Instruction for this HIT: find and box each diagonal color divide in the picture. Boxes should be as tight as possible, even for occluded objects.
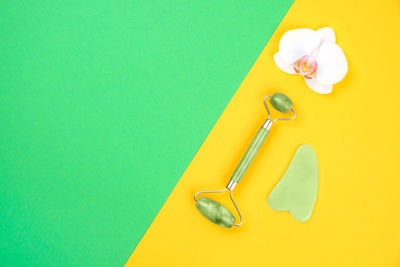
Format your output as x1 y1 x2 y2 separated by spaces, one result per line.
0 0 294 265
126 0 400 266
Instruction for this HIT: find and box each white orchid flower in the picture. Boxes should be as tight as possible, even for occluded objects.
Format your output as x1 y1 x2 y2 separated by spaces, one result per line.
274 27 348 94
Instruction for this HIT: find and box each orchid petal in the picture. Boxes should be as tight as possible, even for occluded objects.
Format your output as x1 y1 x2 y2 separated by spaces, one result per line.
316 27 336 43
274 52 296 74
279 28 321 64
305 78 333 94
315 42 348 85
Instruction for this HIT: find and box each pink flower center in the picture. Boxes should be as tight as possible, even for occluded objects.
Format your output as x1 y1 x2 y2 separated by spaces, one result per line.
293 55 318 79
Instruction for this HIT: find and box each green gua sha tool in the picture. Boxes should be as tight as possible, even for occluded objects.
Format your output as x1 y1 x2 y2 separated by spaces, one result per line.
268 144 318 222
194 93 296 228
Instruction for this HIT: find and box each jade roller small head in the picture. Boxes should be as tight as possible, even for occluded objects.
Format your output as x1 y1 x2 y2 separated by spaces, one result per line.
194 93 296 228
270 92 293 113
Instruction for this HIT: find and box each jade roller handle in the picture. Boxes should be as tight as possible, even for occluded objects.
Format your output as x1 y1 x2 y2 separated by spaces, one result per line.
230 126 269 184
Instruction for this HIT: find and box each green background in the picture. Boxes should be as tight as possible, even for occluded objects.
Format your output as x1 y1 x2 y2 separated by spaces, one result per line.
0 0 293 265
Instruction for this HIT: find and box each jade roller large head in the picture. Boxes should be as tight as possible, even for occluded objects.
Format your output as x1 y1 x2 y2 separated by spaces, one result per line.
194 92 296 228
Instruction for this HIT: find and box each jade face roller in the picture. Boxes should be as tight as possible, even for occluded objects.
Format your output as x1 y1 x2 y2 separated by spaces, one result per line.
194 93 296 228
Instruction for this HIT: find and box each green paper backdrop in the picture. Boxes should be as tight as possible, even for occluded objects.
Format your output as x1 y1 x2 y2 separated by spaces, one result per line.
0 0 293 265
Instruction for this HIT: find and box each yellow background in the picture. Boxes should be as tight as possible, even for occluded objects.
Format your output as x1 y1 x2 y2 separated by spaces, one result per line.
126 0 400 266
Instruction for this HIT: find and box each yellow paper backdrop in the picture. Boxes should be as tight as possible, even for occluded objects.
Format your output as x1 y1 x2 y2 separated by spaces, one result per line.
126 0 400 266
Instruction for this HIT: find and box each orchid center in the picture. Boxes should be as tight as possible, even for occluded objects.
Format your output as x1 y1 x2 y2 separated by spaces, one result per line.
293 55 318 79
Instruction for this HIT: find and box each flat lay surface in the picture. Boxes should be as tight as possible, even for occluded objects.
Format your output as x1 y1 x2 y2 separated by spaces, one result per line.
127 0 400 266
1 0 399 266
0 0 293 265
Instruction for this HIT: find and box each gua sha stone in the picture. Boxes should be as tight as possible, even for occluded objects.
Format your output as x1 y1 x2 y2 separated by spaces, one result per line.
268 144 318 222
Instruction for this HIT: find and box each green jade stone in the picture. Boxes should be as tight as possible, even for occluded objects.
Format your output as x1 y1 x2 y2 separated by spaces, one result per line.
195 197 236 228
268 144 318 222
270 93 293 113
